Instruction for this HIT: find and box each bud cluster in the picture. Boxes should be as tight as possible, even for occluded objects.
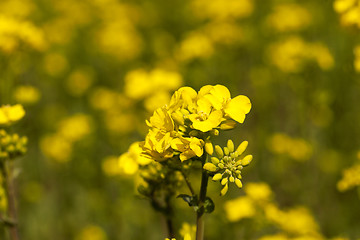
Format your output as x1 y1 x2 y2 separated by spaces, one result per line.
0 129 28 160
203 140 253 196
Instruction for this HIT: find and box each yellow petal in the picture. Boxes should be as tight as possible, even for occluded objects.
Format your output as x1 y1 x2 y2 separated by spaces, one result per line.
225 95 251 123
0 110 8 124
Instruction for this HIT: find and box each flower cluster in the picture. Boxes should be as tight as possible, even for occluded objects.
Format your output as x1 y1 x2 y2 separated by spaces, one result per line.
203 140 253 195
0 130 27 160
140 84 251 163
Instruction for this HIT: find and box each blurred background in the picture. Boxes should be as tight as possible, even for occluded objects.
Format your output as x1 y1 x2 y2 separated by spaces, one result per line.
0 0 360 239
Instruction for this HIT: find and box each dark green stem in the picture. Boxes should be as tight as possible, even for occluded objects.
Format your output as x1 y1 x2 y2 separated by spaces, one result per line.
180 169 195 195
196 154 208 240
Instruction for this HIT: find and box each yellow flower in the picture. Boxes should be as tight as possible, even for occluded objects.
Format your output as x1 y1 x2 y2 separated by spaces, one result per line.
141 130 174 162
146 106 174 133
118 142 152 175
171 137 204 161
224 196 256 221
0 104 25 125
199 85 252 124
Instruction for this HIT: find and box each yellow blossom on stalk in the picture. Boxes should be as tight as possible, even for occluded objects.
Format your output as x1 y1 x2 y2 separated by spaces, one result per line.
179 222 196 240
0 104 25 126
204 140 253 195
171 137 204 161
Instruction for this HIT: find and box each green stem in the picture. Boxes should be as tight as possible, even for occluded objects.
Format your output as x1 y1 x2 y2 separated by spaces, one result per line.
0 161 19 240
180 170 195 195
196 155 208 240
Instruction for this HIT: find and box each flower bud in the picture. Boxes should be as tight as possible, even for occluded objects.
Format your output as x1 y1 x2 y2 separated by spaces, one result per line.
212 173 222 181
203 163 217 172
235 179 243 188
236 141 248 156
242 155 253 166
205 140 214 155
211 157 219 165
227 140 234 152
220 183 229 196
215 145 223 158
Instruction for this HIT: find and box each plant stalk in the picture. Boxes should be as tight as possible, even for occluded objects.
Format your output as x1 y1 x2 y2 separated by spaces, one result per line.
196 155 209 240
0 162 19 240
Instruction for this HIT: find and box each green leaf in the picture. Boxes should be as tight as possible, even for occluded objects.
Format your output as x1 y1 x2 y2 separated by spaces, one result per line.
177 194 198 207
204 197 215 213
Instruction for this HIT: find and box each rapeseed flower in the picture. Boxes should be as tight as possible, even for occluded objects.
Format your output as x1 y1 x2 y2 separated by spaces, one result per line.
0 104 25 126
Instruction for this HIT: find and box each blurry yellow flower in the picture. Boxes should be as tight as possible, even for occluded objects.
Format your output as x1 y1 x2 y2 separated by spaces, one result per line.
96 20 142 60
265 204 320 236
13 85 41 105
104 112 135 134
43 52 68 76
244 182 272 202
144 91 171 112
268 133 312 161
65 68 94 97
176 32 214 61
125 68 182 100
354 45 360 72
192 0 253 20
89 88 118 111
337 163 360 191
334 0 360 28
75 225 107 240
0 0 34 18
102 156 122 176
266 4 311 32
258 234 289 240
171 137 204 161
58 114 93 142
179 222 196 240
267 36 334 72
118 142 152 175
0 15 46 53
40 134 72 163
0 104 25 125
224 196 256 221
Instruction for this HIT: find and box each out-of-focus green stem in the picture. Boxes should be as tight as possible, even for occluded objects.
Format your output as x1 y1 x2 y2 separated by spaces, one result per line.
0 161 19 240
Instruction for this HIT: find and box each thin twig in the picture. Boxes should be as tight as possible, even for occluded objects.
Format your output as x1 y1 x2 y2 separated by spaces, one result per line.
180 169 195 195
